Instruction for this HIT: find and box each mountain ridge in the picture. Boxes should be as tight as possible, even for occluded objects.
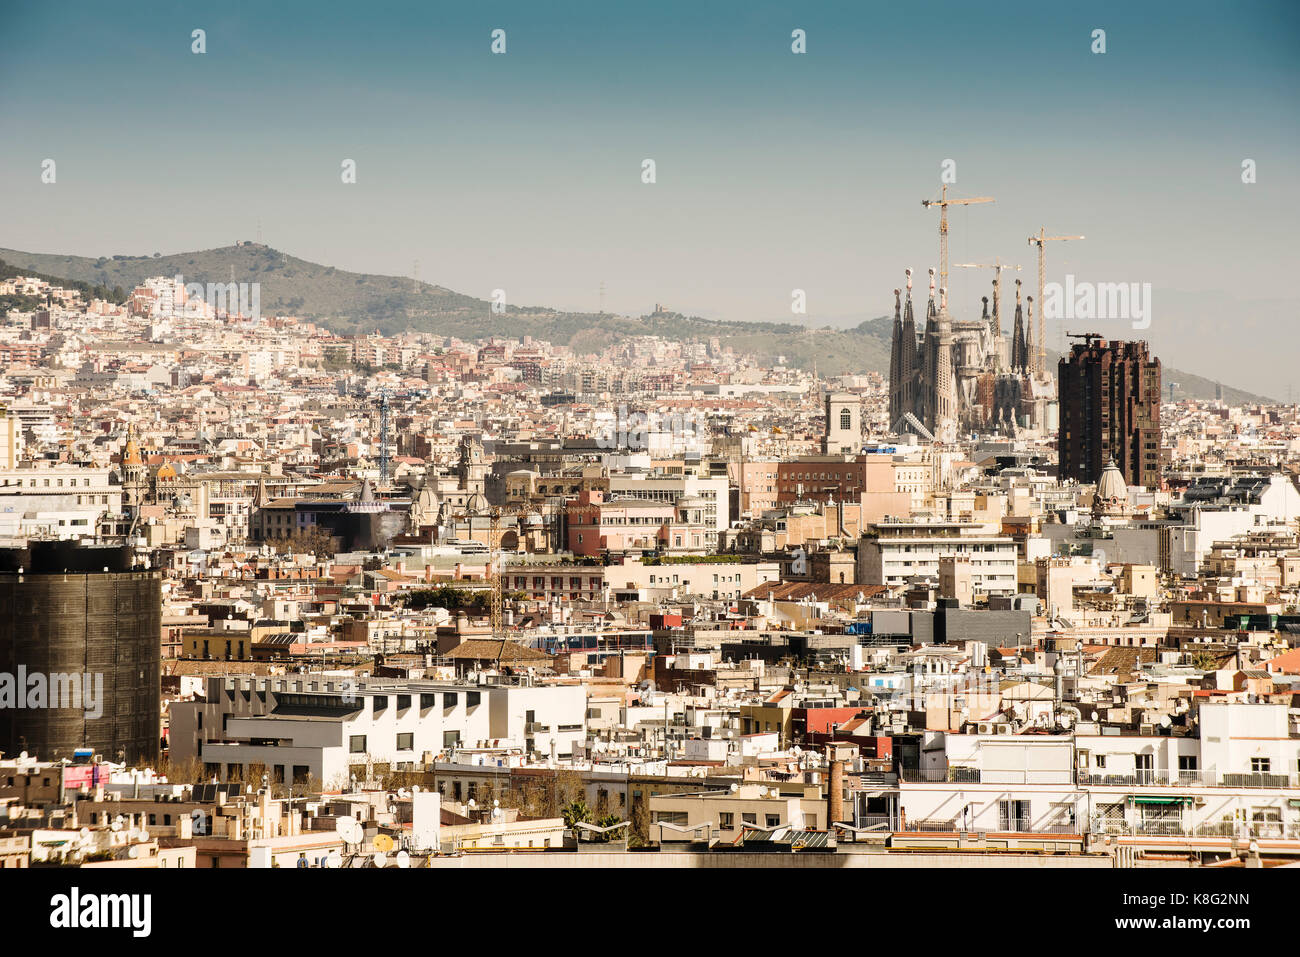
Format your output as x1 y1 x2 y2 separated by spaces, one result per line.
0 244 1269 405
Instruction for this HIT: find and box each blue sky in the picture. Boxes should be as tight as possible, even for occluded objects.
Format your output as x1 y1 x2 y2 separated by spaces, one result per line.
1 0 1297 393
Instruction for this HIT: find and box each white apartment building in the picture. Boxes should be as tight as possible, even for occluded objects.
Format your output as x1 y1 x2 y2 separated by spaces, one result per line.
856 520 1017 596
1167 475 1300 575
169 675 587 789
608 472 730 537
0 466 123 539
0 410 19 469
861 704 1300 849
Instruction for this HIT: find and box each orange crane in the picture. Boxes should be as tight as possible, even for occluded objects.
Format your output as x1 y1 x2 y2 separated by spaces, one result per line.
954 258 1023 340
1027 228 1084 377
922 186 994 293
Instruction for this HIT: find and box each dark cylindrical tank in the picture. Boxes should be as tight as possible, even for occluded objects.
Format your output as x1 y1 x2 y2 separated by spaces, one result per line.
0 544 160 764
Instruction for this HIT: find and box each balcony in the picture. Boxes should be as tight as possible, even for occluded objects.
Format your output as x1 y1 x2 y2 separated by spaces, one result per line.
898 767 981 784
899 820 1081 836
1091 816 1300 841
1078 770 1298 789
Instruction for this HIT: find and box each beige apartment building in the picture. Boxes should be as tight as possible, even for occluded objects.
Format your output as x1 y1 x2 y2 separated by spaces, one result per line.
650 783 827 844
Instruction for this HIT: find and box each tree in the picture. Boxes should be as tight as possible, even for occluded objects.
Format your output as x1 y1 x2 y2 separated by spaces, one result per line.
273 526 337 560
593 813 625 843
629 795 651 848
561 800 590 833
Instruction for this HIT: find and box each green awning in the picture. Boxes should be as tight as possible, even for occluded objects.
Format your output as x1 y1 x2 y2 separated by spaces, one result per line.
1288 799 1300 809
1131 796 1188 805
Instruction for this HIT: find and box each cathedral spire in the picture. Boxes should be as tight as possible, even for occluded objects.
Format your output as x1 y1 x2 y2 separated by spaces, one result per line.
1012 278 1027 373
1026 296 1035 377
889 286 904 425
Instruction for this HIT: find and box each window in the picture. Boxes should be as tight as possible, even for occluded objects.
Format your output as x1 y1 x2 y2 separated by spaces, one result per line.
349 735 366 753
840 409 851 430
998 800 1031 831
765 814 780 827
396 733 413 751
719 812 734 829
655 810 688 826
1251 758 1271 773
1135 753 1154 784
742 813 756 825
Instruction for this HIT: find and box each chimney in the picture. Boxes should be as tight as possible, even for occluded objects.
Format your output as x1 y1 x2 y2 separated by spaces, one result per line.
826 746 845 825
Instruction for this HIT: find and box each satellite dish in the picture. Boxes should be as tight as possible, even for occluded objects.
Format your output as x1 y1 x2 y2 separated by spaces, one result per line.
467 799 476 809
730 783 739 793
1159 714 1172 728
373 851 388 868
111 816 123 832
127 846 140 859
335 814 363 844
325 850 342 869
79 827 91 843
1090 711 1099 722
395 850 410 869
374 833 394 853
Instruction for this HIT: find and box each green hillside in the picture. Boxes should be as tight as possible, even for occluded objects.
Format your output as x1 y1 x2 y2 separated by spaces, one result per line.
0 244 1268 403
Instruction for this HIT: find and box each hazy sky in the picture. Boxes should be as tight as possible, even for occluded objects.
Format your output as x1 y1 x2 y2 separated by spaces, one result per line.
2 0 1298 395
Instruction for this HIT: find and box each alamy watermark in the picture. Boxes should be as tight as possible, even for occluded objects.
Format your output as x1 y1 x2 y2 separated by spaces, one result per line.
0 667 104 719
173 272 260 320
1042 274 1151 330
596 404 707 450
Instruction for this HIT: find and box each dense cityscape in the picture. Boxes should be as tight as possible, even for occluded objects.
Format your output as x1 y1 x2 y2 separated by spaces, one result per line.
3 245 1300 877
3 0 1296 942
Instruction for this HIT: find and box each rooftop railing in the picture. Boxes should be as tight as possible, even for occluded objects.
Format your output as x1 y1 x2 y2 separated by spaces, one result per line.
1078 770 1298 789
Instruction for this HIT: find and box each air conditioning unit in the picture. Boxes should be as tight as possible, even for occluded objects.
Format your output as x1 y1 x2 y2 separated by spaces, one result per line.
994 723 1013 735
976 722 994 735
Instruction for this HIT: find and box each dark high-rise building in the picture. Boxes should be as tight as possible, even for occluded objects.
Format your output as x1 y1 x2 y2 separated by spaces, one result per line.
0 542 161 764
1058 336 1162 489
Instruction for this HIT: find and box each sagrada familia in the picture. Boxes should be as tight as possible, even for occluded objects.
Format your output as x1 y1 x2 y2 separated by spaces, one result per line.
888 266 1052 442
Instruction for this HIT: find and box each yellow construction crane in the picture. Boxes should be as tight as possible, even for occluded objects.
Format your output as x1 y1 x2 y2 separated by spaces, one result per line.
922 186 994 293
954 258 1023 340
1027 228 1084 377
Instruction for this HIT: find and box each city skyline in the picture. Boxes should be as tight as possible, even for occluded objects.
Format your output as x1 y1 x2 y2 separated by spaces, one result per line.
2 0 1298 396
